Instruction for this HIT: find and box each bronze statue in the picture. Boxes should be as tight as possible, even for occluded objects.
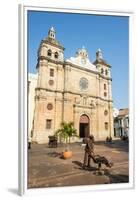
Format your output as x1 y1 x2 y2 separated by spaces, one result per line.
83 135 95 169
83 135 113 171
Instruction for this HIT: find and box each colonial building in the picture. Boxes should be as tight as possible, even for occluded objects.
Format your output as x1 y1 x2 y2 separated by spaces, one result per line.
114 108 129 138
29 27 114 144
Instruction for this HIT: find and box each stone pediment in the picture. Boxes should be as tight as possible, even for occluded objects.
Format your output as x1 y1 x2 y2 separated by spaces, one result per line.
66 47 97 72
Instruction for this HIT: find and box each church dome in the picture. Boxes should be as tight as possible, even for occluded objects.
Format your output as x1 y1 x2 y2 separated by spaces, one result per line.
76 46 88 58
50 26 55 32
93 48 111 67
43 27 64 50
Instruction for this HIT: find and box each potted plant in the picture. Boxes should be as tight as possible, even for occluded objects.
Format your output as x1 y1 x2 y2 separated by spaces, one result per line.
55 122 78 159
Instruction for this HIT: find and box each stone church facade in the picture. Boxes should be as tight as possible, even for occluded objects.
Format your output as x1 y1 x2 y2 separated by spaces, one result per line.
30 27 114 144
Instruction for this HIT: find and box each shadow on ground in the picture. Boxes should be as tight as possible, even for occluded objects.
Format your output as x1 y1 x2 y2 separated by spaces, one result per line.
103 169 129 183
72 160 98 171
95 140 129 153
72 160 128 183
47 151 62 157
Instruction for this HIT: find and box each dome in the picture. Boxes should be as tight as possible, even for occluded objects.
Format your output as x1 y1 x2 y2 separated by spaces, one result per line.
50 26 55 32
96 48 103 59
97 48 102 53
76 46 88 58
48 26 56 39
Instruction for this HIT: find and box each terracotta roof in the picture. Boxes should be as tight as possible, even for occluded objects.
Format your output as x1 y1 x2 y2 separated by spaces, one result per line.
44 37 64 50
118 108 129 116
93 58 111 67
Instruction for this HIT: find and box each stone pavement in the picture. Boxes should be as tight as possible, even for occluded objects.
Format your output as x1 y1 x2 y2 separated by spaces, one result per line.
28 140 129 188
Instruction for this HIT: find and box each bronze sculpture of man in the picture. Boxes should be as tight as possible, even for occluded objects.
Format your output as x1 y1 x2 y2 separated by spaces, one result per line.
83 135 113 171
83 135 95 169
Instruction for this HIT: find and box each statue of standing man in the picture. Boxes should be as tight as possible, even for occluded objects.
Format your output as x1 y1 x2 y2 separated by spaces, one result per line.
83 135 95 169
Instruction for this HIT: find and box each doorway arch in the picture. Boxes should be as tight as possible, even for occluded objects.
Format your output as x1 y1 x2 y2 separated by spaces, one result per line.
79 114 90 138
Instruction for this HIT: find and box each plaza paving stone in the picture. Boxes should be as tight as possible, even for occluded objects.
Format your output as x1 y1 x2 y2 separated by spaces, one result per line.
28 140 129 189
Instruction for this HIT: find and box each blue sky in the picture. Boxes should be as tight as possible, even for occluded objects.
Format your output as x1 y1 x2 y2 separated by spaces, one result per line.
28 10 129 110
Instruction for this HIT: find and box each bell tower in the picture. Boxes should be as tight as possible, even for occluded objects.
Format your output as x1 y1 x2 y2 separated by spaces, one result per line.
48 26 56 39
36 27 65 89
93 48 114 140
32 27 65 144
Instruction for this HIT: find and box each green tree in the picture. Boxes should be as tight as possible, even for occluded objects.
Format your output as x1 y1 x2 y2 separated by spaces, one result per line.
55 122 78 143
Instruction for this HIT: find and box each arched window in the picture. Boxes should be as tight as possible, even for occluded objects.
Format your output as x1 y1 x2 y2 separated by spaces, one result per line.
47 49 52 57
54 52 59 59
104 92 107 97
104 84 106 90
50 68 54 77
105 122 108 130
105 69 108 75
101 68 104 74
46 119 52 129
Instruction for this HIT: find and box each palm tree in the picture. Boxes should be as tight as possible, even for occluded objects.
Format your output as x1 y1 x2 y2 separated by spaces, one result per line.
55 122 78 144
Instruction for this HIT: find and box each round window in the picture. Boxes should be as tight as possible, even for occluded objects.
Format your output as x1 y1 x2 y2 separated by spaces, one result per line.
79 77 88 90
47 103 53 110
49 80 54 86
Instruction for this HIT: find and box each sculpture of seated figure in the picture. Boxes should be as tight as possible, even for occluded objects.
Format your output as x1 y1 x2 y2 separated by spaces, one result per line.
83 135 113 173
89 153 113 171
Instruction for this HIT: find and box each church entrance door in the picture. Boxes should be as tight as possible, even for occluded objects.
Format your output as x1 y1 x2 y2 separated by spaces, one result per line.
79 114 90 138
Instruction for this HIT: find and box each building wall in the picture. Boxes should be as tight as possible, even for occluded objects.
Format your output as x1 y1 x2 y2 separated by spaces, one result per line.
29 28 114 144
114 114 129 138
31 63 113 143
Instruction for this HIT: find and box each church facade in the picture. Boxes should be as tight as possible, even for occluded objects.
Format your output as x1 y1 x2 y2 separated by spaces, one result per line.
29 27 114 144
